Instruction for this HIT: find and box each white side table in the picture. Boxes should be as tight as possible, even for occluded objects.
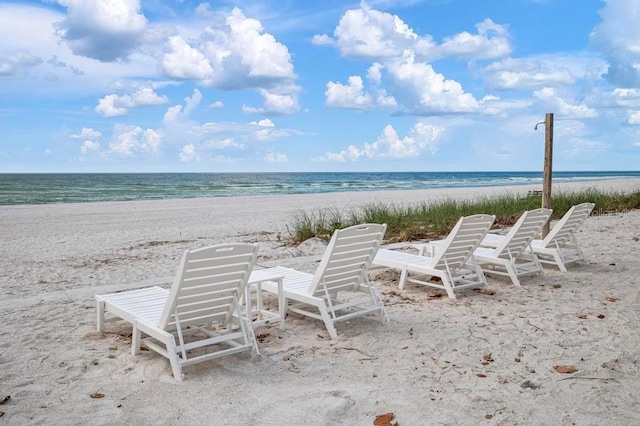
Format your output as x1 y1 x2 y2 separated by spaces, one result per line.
246 270 285 329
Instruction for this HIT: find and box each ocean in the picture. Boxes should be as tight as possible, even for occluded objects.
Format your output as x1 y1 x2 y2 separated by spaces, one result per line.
0 171 638 206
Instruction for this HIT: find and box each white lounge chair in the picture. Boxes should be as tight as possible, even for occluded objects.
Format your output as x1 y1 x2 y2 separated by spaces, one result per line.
257 223 388 340
481 202 595 272
96 243 259 381
414 208 552 286
373 214 495 299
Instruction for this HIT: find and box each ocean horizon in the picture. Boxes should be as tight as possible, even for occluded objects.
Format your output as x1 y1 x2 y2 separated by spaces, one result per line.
1 171 639 206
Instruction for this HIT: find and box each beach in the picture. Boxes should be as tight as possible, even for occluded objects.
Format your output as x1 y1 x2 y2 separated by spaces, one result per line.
1 178 639 425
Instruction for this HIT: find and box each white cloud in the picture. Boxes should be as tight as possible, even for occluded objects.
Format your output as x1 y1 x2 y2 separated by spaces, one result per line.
95 95 128 117
311 34 334 46
250 119 275 127
161 36 214 81
590 0 640 87
247 118 295 141
438 19 511 60
0 3 161 97
54 0 147 62
316 121 443 162
479 95 532 116
243 89 300 115
108 125 162 158
96 85 168 117
483 57 577 90
162 8 295 90
533 87 598 118
207 101 224 109
80 140 101 154
326 76 373 109
0 51 42 77
204 138 244 149
333 2 435 60
330 4 511 62
609 88 640 107
264 151 288 162
385 50 480 114
163 89 202 123
179 143 199 162
628 110 640 125
70 127 102 139
367 63 384 84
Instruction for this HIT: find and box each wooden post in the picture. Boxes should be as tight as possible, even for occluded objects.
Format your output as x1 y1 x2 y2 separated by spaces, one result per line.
542 113 554 237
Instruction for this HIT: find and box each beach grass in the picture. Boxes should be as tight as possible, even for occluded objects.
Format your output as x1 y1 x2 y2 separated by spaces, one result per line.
289 188 640 243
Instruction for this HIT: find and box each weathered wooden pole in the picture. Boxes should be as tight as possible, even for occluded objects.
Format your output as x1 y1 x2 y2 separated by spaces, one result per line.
542 113 554 237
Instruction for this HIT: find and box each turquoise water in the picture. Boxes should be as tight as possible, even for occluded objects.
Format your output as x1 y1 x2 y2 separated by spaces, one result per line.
0 171 638 205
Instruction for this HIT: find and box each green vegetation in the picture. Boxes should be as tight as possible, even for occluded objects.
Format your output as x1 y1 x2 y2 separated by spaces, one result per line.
289 188 640 244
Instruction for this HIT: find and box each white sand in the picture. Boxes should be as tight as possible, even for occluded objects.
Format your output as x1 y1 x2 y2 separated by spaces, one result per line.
1 178 639 425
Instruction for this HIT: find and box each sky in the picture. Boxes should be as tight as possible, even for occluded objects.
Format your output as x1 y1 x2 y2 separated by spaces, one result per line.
0 0 639 173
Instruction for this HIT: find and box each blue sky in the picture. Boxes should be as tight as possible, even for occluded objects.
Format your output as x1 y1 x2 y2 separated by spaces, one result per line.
1 0 639 172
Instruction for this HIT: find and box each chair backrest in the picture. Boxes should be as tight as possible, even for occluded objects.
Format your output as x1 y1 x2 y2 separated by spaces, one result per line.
430 214 495 271
158 243 258 330
540 202 595 248
308 223 387 297
492 208 552 259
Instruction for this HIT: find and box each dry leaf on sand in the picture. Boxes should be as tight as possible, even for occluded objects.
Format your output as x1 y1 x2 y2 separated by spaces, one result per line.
374 412 398 426
554 365 577 374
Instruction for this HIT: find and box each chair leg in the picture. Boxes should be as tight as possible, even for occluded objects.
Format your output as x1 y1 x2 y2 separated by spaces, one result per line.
440 275 457 300
278 294 286 330
554 251 568 272
398 268 408 291
131 323 141 356
506 263 522 287
96 300 105 332
166 338 184 382
317 303 338 340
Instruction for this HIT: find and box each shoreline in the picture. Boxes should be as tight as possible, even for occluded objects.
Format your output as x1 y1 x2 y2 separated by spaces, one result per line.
1 178 639 424
1 173 639 207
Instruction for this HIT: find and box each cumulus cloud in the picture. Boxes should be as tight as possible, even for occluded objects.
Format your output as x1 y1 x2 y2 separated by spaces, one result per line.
70 127 102 139
207 101 224 109
385 50 480 114
95 85 168 117
326 76 373 109
483 57 576 90
264 151 288 162
315 121 443 162
179 143 199 162
80 140 101 154
204 138 244 149
54 0 147 62
609 88 640 106
533 87 598 118
326 3 510 62
163 89 202 123
247 118 295 141
161 36 214 81
332 2 436 60
628 110 640 125
161 8 295 89
590 0 640 87
326 65 398 110
108 124 162 157
438 19 511 60
311 34 334 46
242 89 300 115
0 51 42 77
